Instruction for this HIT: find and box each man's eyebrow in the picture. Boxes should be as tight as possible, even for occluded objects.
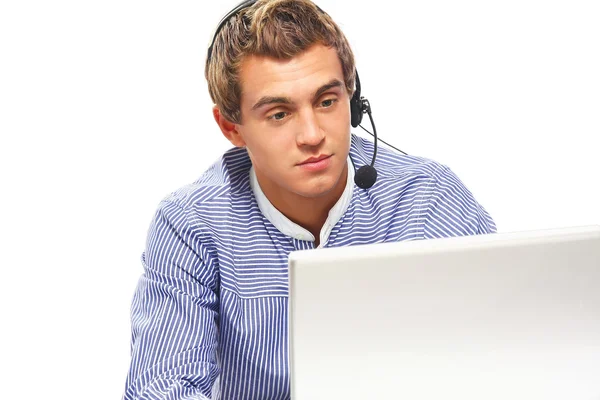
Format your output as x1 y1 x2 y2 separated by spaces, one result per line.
312 79 344 101
250 79 344 111
252 96 292 111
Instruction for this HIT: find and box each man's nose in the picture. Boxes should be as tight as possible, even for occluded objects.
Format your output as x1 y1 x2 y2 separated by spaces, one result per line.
296 109 325 147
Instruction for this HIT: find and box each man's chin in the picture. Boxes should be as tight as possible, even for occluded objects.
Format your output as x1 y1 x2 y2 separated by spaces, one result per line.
294 176 345 199
290 161 348 199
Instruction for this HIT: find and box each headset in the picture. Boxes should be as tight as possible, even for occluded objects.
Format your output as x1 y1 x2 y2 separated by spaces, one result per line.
207 0 407 189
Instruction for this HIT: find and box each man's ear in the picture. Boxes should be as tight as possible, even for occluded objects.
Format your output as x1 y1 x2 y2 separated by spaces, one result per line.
212 106 246 148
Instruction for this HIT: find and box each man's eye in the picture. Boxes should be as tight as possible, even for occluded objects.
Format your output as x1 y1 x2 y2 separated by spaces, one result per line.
269 112 288 121
320 99 337 108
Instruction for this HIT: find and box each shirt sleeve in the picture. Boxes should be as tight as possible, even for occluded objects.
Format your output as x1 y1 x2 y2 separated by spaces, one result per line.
123 200 220 400
423 165 497 239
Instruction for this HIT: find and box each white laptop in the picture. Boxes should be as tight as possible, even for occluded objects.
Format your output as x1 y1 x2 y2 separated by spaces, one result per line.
288 226 600 400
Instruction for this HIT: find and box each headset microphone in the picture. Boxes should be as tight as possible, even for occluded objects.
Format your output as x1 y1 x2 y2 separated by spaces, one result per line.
350 73 378 189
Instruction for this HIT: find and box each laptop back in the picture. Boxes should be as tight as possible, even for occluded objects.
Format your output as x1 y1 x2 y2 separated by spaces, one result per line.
288 226 600 400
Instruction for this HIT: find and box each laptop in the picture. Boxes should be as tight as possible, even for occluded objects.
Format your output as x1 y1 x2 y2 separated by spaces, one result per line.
288 226 600 400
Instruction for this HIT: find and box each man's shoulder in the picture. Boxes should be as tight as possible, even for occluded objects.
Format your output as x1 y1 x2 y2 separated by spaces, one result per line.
159 145 253 212
350 135 496 235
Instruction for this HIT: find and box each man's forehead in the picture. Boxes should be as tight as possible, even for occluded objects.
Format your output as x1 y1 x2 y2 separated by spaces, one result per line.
238 45 345 104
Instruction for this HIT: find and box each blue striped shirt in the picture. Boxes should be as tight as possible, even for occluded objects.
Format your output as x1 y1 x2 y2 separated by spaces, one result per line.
123 134 496 400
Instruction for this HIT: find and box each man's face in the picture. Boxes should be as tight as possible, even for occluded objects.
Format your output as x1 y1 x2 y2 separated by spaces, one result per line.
231 44 352 200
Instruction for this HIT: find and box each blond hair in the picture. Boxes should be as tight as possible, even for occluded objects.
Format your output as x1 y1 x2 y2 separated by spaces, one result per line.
205 0 356 124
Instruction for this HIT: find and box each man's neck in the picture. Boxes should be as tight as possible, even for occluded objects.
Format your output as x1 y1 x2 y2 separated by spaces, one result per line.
256 164 348 245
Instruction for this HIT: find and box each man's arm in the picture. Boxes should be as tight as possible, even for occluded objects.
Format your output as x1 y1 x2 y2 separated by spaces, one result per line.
123 201 220 400
423 165 497 238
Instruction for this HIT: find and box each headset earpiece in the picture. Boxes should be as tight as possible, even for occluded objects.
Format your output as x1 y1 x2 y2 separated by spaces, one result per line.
350 72 363 128
350 95 363 128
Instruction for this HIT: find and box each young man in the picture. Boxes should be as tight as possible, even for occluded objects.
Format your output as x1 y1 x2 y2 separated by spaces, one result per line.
123 1 496 399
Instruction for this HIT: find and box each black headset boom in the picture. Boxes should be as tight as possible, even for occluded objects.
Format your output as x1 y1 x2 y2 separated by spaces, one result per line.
207 0 379 189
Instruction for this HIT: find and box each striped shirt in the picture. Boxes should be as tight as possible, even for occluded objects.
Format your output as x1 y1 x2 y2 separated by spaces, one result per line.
123 134 496 400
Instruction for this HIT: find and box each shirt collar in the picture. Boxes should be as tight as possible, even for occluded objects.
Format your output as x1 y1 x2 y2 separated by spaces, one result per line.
249 157 355 247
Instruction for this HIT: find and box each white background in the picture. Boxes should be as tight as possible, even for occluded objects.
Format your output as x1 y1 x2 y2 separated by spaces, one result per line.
0 0 598 399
